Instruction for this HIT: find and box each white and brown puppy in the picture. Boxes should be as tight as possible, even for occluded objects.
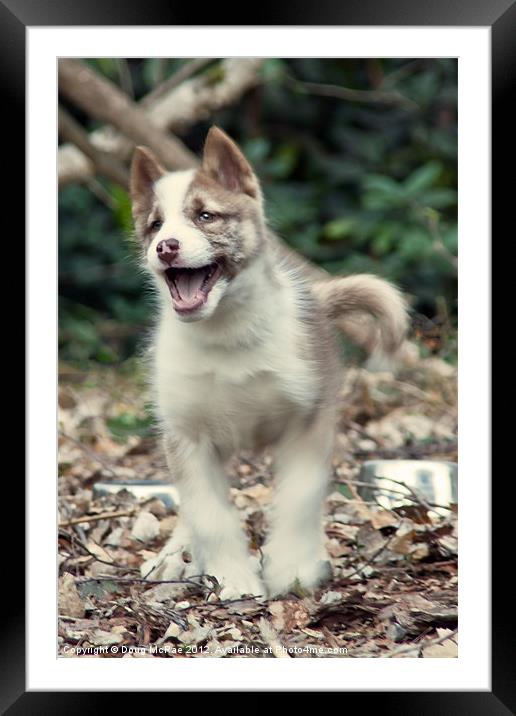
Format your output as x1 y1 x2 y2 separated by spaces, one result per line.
130 126 408 599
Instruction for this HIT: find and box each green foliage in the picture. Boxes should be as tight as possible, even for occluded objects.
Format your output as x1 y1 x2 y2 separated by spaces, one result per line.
59 184 150 363
59 58 457 364
106 410 155 443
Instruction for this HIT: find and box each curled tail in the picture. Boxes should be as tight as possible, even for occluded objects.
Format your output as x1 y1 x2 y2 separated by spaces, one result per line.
313 274 409 355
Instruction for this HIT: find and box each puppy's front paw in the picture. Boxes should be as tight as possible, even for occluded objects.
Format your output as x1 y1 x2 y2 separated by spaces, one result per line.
140 523 198 581
263 542 332 597
204 560 265 601
140 550 196 581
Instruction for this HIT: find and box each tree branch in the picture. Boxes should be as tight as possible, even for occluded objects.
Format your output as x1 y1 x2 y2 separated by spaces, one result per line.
59 59 198 173
149 58 264 131
286 75 419 111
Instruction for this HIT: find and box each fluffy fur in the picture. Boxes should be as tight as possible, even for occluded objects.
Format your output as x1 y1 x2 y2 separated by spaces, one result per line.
130 127 408 599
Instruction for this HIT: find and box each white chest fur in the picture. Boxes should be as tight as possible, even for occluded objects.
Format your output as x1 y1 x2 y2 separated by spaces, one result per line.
152 262 317 455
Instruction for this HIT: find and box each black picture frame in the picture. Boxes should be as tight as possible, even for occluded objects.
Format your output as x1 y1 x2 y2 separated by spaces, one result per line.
8 0 506 710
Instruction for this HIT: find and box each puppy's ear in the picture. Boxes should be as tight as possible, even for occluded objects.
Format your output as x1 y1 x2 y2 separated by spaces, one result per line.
129 147 166 230
202 126 260 199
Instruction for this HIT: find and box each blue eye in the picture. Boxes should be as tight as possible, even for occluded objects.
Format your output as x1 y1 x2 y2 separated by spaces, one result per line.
199 211 215 222
150 219 163 231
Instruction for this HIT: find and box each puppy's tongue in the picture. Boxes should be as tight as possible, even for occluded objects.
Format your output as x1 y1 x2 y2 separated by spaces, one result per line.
175 268 207 302
165 264 221 314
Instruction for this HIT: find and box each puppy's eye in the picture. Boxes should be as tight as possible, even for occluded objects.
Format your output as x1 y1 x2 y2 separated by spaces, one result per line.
198 211 215 223
150 219 163 232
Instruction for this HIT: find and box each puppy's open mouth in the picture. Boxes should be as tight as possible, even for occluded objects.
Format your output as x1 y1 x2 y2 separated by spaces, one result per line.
164 263 222 314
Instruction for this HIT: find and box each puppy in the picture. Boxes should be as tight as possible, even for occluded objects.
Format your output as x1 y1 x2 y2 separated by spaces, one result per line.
130 126 408 599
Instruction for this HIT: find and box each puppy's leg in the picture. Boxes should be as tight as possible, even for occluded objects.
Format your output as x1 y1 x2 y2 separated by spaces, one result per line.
143 433 264 600
263 412 334 596
140 437 198 582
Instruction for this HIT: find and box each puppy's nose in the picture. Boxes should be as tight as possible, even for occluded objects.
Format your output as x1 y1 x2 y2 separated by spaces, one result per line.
156 238 180 265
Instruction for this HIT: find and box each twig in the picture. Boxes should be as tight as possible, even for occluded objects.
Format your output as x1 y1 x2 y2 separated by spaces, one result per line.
59 508 137 527
371 475 436 514
390 379 440 403
142 58 215 107
341 531 399 581
285 74 418 111
374 559 457 578
77 575 206 589
60 529 138 572
58 430 119 478
128 599 189 631
425 211 458 273
381 59 426 89
335 478 455 512
339 474 403 526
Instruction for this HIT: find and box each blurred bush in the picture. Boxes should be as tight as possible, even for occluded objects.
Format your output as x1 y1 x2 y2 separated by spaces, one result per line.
59 58 457 365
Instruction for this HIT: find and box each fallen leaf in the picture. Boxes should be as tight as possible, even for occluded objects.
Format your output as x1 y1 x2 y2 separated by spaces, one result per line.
327 540 352 558
410 542 430 561
423 629 458 658
319 591 343 606
161 622 183 641
59 573 85 618
85 540 115 563
89 629 124 646
268 599 311 633
390 525 416 555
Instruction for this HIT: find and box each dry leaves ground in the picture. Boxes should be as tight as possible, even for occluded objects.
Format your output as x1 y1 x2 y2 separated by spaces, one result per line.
58 351 457 658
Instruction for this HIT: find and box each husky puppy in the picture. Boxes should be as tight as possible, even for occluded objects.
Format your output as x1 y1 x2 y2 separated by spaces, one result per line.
130 127 408 599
